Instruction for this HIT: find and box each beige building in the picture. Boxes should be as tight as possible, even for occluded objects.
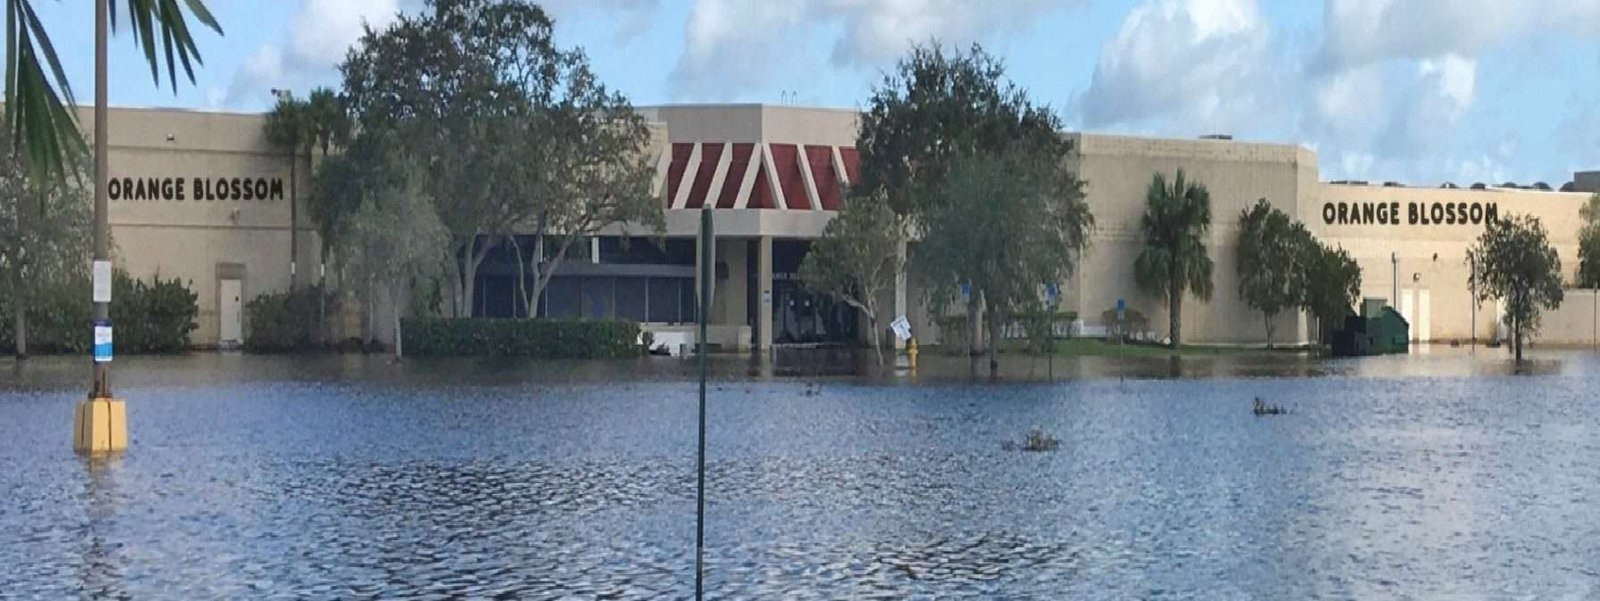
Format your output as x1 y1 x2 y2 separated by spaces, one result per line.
90 104 1599 350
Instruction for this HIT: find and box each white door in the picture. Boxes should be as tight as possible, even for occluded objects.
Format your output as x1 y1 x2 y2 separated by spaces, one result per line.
1400 289 1414 336
219 279 243 345
1417 289 1431 343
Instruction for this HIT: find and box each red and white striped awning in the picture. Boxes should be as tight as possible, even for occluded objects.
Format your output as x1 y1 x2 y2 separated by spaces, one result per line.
657 142 860 211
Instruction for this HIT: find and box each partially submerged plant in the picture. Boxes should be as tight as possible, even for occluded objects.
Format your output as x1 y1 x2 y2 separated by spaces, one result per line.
1003 428 1060 452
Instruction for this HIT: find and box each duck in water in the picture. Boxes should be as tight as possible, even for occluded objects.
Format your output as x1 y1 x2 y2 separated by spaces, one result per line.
1252 397 1286 416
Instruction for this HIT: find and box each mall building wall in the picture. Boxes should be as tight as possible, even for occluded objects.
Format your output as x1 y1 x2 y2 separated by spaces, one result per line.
1065 133 1319 345
1309 183 1589 344
84 107 317 348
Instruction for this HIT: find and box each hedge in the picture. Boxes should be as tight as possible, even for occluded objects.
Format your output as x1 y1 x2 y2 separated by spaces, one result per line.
243 285 337 353
400 318 644 358
0 271 198 354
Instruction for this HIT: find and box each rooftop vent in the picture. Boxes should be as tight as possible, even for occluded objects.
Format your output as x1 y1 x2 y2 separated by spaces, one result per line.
1199 134 1233 140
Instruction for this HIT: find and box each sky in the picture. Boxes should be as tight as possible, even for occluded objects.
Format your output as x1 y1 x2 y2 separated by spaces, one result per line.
23 0 1600 187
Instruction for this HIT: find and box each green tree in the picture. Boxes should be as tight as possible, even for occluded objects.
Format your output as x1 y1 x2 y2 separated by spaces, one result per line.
302 87 349 160
918 150 1094 377
1298 238 1362 343
857 42 1071 356
798 196 908 368
4 0 221 181
263 94 308 290
1134 169 1214 348
338 170 451 358
0 124 90 356
1577 192 1600 289
340 0 660 318
1235 198 1305 347
1467 214 1565 362
856 42 1068 216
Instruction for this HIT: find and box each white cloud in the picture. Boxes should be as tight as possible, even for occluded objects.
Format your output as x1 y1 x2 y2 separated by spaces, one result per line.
1077 0 1281 134
669 0 1083 99
222 0 413 108
1316 0 1600 71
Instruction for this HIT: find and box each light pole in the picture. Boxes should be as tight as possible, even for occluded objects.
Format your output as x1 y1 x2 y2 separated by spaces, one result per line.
1390 251 1399 311
74 0 127 455
271 88 298 290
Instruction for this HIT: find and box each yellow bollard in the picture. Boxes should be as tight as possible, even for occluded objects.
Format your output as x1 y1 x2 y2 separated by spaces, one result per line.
73 397 127 455
907 338 919 372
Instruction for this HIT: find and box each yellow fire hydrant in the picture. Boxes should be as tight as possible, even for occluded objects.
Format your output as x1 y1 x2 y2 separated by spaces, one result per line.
907 338 919 372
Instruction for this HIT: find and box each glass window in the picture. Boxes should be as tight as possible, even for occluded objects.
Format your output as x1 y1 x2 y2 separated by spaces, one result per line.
616 278 648 322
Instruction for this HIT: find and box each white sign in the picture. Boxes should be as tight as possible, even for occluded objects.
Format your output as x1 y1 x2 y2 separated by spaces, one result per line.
92 260 112 303
890 315 912 341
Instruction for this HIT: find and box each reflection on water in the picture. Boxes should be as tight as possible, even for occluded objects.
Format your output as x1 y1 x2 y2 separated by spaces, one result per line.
2 348 1599 598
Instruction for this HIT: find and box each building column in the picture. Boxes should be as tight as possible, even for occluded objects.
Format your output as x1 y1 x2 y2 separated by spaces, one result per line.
696 221 716 329
757 236 773 351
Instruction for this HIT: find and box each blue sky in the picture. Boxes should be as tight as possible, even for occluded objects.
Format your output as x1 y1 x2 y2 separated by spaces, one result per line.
25 0 1600 187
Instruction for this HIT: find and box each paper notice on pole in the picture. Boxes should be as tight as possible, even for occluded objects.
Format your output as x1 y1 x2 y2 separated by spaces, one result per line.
92 260 112 303
890 315 912 341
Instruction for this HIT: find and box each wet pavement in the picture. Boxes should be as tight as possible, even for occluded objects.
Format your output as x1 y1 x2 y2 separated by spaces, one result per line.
3 348 1599 598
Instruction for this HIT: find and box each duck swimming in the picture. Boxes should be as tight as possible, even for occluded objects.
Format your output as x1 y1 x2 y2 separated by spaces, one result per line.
1252 397 1286 416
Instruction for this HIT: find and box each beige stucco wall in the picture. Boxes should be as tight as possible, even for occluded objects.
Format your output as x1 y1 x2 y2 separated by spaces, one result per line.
1310 184 1588 343
83 107 316 346
1066 134 1318 345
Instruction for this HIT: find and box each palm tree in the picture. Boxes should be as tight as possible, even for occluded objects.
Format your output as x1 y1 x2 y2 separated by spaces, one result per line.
302 87 349 160
4 0 222 181
1134 169 1214 349
264 95 308 290
299 86 350 343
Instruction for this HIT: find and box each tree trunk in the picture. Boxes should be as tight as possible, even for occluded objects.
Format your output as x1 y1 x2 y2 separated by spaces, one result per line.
455 236 498 318
318 242 328 345
1264 312 1274 349
289 148 298 291
365 276 376 344
1168 273 1183 349
12 293 25 359
986 300 1000 378
966 295 982 356
392 285 404 359
1513 316 1523 362
867 311 883 370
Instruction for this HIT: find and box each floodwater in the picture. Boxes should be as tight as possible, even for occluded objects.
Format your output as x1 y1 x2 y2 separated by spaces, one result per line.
3 348 1599 599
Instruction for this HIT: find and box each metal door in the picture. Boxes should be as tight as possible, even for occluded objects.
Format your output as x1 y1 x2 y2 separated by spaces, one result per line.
219 279 243 345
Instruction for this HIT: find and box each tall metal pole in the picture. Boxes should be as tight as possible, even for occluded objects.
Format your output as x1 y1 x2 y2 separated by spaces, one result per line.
91 0 111 400
694 207 711 601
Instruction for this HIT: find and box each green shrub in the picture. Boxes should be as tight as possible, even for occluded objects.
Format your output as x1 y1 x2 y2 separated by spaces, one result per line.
0 271 197 354
1100 306 1149 342
244 285 336 353
401 318 643 358
110 272 199 353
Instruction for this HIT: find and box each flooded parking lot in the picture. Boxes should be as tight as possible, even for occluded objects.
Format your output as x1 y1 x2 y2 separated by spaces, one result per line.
3 349 1598 598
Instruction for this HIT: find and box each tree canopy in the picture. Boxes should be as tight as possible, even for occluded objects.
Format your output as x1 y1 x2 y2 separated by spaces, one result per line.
1235 198 1303 346
337 0 661 317
918 150 1093 373
1578 192 1600 289
1134 169 1214 348
855 42 1068 216
1468 213 1564 361
0 121 90 355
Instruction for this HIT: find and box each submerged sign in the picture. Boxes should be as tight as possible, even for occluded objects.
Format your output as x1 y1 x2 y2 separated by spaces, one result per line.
109 176 285 202
1322 201 1498 226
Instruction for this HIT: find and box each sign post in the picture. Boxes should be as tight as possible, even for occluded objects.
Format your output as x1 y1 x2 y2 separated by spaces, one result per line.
694 208 711 601
1045 284 1060 381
